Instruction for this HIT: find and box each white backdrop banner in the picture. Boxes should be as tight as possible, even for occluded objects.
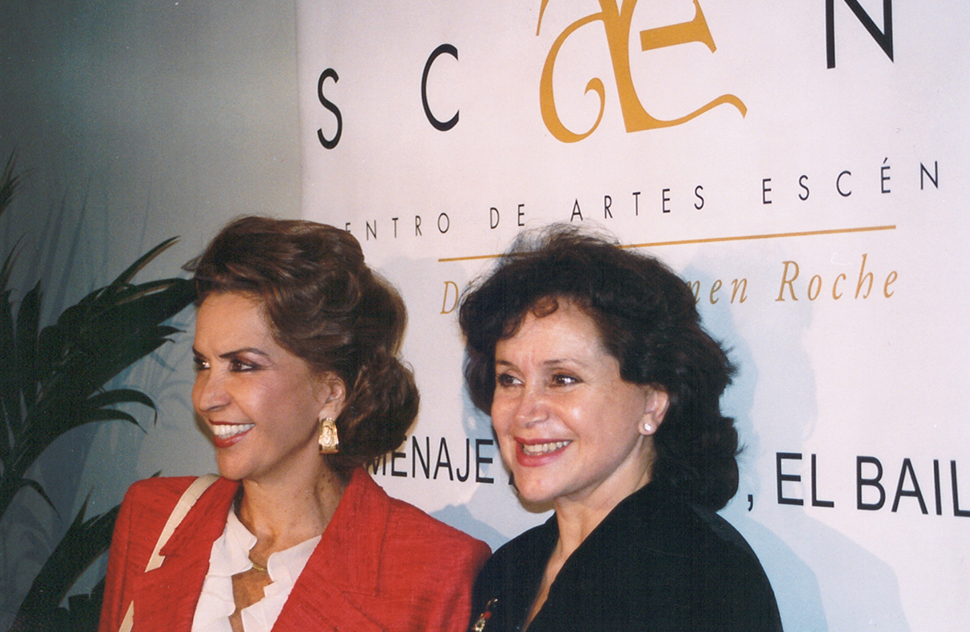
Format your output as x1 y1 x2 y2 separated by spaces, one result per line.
295 2 969 630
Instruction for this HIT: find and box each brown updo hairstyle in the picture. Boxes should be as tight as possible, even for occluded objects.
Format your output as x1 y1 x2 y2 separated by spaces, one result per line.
187 216 419 474
459 225 739 510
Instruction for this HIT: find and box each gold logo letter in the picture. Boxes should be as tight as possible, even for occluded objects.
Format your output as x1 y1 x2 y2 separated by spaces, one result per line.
538 0 746 142
441 281 460 314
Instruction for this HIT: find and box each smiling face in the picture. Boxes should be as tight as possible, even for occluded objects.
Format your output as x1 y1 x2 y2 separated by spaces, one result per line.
491 300 668 512
192 292 344 484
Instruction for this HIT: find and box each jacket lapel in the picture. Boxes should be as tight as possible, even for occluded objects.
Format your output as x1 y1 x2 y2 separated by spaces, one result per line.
273 469 389 632
129 471 389 631
133 477 238 630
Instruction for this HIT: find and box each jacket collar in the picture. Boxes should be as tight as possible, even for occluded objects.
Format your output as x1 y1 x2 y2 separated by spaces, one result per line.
275 468 390 630
132 469 392 632
133 476 238 630
293 468 389 594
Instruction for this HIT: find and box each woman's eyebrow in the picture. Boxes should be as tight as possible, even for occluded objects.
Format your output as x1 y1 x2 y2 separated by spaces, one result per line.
193 347 270 359
219 347 269 359
494 357 589 369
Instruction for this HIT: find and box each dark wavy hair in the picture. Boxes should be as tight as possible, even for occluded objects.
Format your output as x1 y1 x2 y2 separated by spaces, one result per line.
458 225 739 510
187 216 419 474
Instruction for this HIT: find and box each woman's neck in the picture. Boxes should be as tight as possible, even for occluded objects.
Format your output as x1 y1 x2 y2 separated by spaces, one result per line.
236 463 348 553
524 476 651 631
553 466 652 556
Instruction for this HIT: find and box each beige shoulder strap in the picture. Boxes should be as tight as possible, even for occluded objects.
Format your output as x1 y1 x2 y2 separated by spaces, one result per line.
118 474 219 632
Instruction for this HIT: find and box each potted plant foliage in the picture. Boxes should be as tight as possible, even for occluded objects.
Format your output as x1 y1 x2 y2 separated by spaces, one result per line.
0 154 195 631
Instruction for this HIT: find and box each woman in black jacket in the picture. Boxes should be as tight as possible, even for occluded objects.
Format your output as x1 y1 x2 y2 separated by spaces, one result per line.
459 225 782 632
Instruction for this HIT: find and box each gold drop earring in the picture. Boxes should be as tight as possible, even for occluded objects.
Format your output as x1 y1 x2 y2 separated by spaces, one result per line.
318 416 339 454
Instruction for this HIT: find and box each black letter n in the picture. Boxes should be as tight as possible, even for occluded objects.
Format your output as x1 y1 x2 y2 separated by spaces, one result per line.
826 0 893 69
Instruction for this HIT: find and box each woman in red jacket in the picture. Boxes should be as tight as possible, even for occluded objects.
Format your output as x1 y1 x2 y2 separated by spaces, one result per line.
99 216 489 632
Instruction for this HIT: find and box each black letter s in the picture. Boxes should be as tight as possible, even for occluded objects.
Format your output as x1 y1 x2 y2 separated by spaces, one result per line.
317 68 342 149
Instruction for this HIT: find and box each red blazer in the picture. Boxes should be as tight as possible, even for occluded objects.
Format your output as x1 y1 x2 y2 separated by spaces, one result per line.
99 468 490 632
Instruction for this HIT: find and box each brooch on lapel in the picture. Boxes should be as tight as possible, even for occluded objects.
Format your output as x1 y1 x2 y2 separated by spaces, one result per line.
472 598 499 632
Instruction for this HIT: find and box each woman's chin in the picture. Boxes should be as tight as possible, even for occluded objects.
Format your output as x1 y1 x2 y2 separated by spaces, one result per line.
512 478 559 508
214 455 251 482
215 468 243 482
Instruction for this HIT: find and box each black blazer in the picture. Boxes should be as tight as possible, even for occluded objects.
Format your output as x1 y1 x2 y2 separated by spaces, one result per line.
469 482 783 632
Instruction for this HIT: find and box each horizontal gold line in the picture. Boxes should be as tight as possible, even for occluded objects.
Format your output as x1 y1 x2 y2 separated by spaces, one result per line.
438 252 510 263
437 225 896 263
622 224 897 249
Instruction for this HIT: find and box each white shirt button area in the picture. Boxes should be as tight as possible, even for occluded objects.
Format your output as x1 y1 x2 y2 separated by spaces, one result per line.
191 510 321 632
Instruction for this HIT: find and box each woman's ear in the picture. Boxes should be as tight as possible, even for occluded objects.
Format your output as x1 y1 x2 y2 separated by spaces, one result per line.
638 386 669 436
316 373 347 419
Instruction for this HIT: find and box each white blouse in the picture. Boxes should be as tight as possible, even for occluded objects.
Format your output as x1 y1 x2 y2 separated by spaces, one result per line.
190 510 321 632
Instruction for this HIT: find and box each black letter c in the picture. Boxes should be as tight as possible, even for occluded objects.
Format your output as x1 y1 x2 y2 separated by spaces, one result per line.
422 44 459 131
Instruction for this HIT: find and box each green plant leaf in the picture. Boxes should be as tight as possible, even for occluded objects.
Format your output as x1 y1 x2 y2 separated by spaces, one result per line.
106 236 180 290
82 409 140 426
84 388 155 411
0 243 195 521
5 477 57 514
1 155 196 631
0 246 17 293
1 296 18 460
0 249 21 448
15 282 42 412
0 151 20 221
10 498 119 632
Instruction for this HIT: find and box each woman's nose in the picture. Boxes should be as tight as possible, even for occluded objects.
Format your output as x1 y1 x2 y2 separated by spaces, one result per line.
194 370 229 412
513 385 548 427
